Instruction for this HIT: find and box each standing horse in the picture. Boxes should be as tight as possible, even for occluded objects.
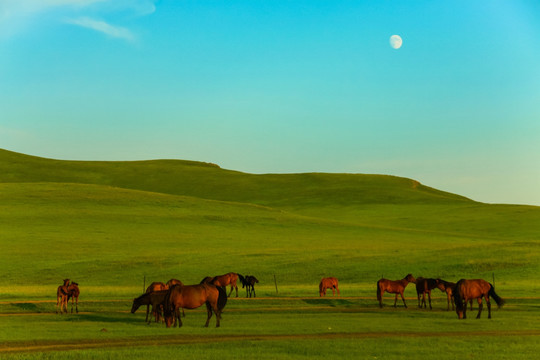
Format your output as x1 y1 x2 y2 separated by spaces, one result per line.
244 275 259 298
131 290 169 324
436 279 475 311
201 272 243 297
319 277 340 297
164 284 228 328
454 279 504 319
143 282 167 322
56 279 70 314
67 282 80 313
415 277 439 309
377 274 416 308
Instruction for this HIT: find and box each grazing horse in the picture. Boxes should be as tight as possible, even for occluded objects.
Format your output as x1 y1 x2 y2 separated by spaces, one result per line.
243 275 259 298
131 290 168 324
377 274 416 308
454 279 504 319
319 277 340 297
415 277 439 309
67 282 80 313
201 272 243 297
56 279 70 314
164 284 228 328
143 282 167 322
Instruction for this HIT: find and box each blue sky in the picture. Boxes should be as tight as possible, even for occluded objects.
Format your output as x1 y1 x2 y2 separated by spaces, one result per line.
1 0 539 205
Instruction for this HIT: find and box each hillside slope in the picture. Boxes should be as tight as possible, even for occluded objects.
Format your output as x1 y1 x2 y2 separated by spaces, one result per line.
0 149 471 208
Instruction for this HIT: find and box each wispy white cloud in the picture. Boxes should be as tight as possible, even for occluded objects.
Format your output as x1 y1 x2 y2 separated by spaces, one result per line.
0 0 156 42
66 16 134 42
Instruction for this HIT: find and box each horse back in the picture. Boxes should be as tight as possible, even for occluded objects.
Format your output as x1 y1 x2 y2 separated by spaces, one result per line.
146 282 167 293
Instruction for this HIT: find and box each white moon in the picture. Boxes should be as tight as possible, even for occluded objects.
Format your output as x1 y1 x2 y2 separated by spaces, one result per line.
390 35 402 49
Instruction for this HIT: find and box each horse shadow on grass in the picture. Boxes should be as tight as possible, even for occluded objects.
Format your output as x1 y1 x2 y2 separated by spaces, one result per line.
302 299 354 307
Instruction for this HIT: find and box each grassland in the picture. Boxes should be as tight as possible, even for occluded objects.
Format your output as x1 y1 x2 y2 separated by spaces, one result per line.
0 148 539 359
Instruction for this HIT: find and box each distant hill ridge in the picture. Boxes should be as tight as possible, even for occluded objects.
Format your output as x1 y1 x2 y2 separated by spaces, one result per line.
0 149 472 207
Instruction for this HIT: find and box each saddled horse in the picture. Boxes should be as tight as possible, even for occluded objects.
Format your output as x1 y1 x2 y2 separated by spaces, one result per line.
201 272 243 297
241 275 259 298
454 279 504 319
415 277 439 309
131 290 169 324
377 274 416 308
56 279 70 314
436 279 474 311
319 277 340 297
164 284 228 328
67 282 80 313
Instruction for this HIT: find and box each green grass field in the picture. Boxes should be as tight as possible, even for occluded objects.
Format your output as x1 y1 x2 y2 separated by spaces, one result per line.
1 149 539 359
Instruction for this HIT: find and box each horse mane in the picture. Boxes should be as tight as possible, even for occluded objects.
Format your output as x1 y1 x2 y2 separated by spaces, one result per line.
200 276 214 285
237 274 247 287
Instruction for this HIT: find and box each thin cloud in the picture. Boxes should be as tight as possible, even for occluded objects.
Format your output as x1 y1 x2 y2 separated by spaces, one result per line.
67 16 135 42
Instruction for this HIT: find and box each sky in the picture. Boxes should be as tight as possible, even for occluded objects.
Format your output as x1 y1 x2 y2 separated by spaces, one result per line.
1 0 539 206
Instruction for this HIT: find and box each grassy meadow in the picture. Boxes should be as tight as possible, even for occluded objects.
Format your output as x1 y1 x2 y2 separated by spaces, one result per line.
1 149 539 358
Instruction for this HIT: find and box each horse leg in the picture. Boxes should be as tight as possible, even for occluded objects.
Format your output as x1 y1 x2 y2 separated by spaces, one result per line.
145 304 150 323
427 290 432 310
176 307 183 327
393 293 398 307
400 292 407 308
253 286 256 298
417 292 421 308
336 286 340 296
75 297 79 313
476 298 483 319
332 287 336 296
486 296 492 319
204 302 213 327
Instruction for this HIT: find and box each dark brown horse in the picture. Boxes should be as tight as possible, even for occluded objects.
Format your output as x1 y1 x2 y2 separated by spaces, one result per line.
415 277 439 309
142 282 167 322
377 274 416 308
241 275 259 298
56 279 70 314
67 282 80 313
131 290 169 324
319 277 340 297
164 284 227 328
436 279 474 311
454 279 504 319
201 272 243 297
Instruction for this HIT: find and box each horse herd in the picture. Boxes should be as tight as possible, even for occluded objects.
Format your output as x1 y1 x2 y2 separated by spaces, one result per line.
54 272 505 327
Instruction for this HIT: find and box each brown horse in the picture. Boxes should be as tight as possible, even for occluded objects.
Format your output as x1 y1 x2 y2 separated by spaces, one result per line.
240 275 259 298
67 282 80 313
143 282 167 322
454 279 504 319
56 279 70 314
436 279 474 311
131 290 169 324
415 277 439 309
164 284 228 328
166 279 183 288
377 274 416 308
319 277 340 297
201 272 243 297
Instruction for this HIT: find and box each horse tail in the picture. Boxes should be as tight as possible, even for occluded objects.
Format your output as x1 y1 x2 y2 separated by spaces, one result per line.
216 285 228 312
237 274 246 288
376 280 381 301
488 283 505 308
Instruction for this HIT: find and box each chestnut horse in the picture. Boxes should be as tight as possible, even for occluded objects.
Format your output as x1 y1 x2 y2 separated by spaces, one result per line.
131 290 168 324
319 277 340 297
437 279 475 311
454 279 504 319
67 282 80 313
377 274 416 308
56 279 70 314
415 277 439 309
164 284 228 328
166 279 183 288
241 275 259 298
201 272 243 297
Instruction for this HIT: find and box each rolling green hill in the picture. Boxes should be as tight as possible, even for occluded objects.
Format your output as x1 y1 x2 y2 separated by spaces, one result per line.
1 148 539 300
